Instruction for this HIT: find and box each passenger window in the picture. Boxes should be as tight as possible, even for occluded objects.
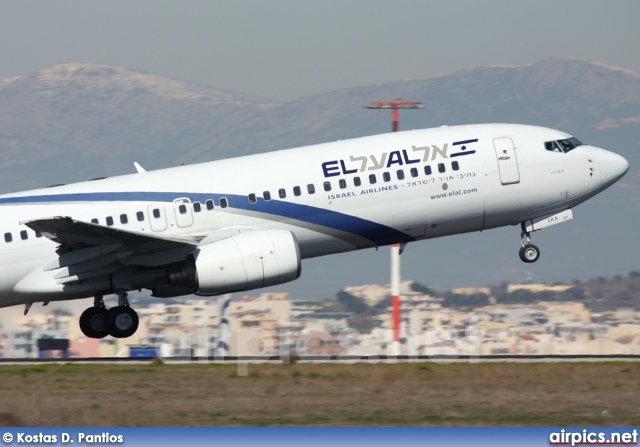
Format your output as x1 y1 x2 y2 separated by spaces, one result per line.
136 211 145 221
91 218 99 224
178 205 186 215
323 181 331 192
206 199 214 210
452 161 459 171
438 163 445 173
397 170 405 180
339 179 347 189
425 166 432 175
4 233 11 243
263 191 271 201
369 174 377 184
120 214 128 224
192 203 201 213
279 188 286 199
293 186 301 196
354 177 361 187
20 230 28 240
106 216 114 226
383 172 391 182
35 232 42 238
220 198 228 208
307 184 315 194
153 208 161 218
248 193 257 204
410 167 418 178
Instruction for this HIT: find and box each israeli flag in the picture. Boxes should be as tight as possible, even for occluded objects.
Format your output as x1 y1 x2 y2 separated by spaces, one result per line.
450 138 479 157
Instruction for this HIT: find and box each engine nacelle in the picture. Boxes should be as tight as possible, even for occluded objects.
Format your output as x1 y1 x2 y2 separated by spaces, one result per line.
168 229 301 295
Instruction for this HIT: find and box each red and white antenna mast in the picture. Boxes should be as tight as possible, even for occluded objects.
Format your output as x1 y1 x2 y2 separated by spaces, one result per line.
364 99 424 132
364 99 424 355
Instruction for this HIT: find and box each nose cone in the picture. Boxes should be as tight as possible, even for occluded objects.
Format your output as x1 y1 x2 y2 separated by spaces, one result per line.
599 149 629 189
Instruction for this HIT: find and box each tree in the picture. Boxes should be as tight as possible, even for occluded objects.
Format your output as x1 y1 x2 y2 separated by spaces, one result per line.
410 281 434 296
336 291 369 315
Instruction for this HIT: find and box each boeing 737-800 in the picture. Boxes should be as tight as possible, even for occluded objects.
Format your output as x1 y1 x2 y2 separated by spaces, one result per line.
0 123 628 339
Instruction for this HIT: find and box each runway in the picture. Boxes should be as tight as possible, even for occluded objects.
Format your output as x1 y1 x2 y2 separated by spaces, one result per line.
1 354 639 365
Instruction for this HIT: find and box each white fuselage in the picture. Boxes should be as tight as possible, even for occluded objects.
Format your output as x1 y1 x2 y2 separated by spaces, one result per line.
0 123 628 309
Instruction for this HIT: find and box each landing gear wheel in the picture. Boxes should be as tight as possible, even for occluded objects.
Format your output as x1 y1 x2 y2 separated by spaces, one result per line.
107 306 139 338
80 307 110 339
519 244 541 263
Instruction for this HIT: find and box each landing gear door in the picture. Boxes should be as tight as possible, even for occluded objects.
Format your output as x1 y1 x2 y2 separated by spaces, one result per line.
493 137 520 185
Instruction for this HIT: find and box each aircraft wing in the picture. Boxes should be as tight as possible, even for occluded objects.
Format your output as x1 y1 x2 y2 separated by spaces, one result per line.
21 217 200 285
23 216 198 253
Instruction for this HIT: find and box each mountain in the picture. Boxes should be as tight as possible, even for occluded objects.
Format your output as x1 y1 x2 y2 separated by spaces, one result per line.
0 63 281 191
0 58 638 293
0 58 638 192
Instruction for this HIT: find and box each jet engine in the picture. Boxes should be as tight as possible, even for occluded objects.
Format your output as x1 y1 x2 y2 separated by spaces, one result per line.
167 229 301 295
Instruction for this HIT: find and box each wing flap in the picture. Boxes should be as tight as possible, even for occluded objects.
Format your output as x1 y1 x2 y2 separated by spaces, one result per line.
52 251 134 280
56 264 121 285
42 244 123 271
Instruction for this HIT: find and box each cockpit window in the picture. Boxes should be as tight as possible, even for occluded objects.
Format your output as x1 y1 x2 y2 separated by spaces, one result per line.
568 137 583 147
558 139 576 153
545 137 584 154
545 141 562 153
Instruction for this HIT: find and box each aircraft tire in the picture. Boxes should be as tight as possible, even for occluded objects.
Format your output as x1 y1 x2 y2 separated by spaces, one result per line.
108 306 139 338
519 244 540 263
80 307 110 339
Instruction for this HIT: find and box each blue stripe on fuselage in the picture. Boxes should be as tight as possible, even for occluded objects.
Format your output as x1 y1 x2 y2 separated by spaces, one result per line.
0 192 194 204
0 191 414 246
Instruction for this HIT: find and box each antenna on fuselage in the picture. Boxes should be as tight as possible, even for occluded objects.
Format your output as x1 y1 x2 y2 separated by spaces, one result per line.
133 162 146 173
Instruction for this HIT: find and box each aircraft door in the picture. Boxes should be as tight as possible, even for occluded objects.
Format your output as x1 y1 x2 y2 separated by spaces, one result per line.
493 137 520 185
147 204 168 232
173 198 194 228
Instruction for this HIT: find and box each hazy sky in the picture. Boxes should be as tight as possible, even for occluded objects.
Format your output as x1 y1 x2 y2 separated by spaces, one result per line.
1 1 639 101
0 1 638 300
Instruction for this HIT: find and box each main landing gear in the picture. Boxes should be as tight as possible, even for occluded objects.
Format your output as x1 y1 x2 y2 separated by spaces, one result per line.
79 291 139 339
519 223 541 263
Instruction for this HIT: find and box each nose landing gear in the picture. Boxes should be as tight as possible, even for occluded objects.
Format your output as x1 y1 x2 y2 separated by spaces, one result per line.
519 224 541 263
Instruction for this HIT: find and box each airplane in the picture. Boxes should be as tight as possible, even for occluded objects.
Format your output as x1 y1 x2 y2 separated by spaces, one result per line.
0 123 628 339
